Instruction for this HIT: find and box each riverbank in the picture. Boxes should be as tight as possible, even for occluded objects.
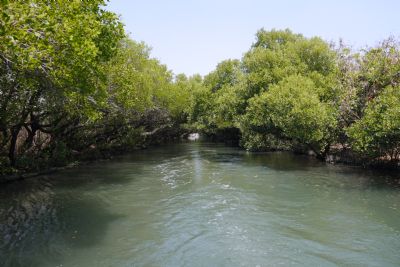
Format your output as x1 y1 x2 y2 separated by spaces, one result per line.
2 133 399 184
200 131 400 171
0 125 189 184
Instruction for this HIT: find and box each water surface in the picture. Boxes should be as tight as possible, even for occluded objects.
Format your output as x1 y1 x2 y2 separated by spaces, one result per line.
1 142 400 266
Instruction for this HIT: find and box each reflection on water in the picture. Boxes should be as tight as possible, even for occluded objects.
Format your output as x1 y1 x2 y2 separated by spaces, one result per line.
0 178 59 267
0 142 400 267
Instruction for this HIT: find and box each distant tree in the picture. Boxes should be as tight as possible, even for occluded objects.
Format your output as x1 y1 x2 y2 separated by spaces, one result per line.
244 75 338 157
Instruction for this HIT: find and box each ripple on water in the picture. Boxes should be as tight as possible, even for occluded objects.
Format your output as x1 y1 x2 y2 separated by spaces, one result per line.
1 142 400 267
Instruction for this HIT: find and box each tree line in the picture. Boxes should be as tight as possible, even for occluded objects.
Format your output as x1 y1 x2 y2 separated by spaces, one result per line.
186 29 400 167
1 1 399 177
0 1 191 176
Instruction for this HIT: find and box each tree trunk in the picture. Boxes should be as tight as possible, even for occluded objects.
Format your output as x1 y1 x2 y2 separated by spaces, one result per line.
8 126 21 167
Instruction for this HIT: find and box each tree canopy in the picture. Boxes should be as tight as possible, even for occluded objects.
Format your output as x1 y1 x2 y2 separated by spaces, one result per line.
1 2 399 175
0 1 192 174
185 29 400 166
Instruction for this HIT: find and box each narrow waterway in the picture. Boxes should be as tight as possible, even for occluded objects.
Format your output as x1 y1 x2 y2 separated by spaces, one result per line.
1 142 399 267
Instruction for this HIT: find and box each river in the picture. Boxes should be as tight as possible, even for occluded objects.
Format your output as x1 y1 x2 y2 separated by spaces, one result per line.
1 142 399 266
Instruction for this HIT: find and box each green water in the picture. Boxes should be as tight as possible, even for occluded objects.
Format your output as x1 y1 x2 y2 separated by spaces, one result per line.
1 142 400 267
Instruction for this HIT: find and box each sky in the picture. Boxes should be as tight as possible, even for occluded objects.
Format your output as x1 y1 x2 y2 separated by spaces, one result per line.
106 0 400 76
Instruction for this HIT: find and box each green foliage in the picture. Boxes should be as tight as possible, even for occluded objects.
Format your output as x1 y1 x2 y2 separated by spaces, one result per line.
158 73 193 121
355 38 400 116
347 85 400 160
242 29 338 97
203 59 241 92
187 59 245 134
187 84 215 131
104 39 155 111
186 29 342 156
240 131 292 152
172 74 202 122
184 29 400 165
253 28 302 49
0 0 125 128
244 75 338 155
0 1 191 175
0 0 126 171
1 5 400 175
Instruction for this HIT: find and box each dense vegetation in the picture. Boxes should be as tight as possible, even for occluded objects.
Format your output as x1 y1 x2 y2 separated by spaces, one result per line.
187 29 400 167
0 1 191 176
1 1 399 177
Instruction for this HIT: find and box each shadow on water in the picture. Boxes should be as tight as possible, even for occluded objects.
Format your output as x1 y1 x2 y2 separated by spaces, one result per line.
0 142 191 266
242 151 324 171
43 157 149 191
186 142 400 190
239 149 400 190
0 175 126 267
316 162 400 191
